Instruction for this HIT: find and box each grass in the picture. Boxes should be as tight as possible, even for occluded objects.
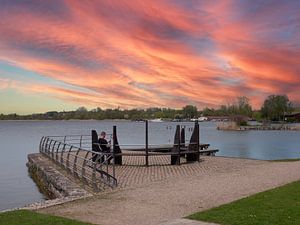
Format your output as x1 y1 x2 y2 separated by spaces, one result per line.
0 210 94 225
270 158 300 162
187 181 300 225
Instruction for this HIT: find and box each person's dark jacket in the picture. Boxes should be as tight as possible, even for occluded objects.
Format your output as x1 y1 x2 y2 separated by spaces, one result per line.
98 138 110 152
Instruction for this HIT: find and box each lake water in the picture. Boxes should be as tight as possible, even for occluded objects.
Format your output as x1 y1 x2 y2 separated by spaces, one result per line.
0 120 299 211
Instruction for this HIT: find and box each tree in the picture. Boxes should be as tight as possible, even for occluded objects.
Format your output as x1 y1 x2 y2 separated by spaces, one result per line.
201 96 252 117
252 111 262 122
75 106 88 119
76 106 88 112
182 105 198 119
261 95 293 121
236 96 252 117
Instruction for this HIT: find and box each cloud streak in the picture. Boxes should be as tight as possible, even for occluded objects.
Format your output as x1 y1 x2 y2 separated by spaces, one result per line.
0 0 299 112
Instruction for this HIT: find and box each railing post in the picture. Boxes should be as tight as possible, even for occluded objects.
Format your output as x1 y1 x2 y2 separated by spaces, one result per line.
92 162 98 191
39 137 45 153
40 137 46 154
41 137 48 153
73 148 81 176
106 153 109 175
60 143 66 164
178 129 181 165
51 141 57 159
196 121 200 162
112 155 115 178
66 145 73 170
145 120 149 167
42 137 48 153
55 142 61 161
81 151 90 183
79 135 82 148
47 140 53 155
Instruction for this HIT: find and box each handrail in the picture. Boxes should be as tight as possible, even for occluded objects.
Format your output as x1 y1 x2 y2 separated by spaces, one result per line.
39 136 117 191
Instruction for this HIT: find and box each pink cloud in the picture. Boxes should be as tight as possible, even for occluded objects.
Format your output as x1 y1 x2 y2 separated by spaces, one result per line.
0 0 299 111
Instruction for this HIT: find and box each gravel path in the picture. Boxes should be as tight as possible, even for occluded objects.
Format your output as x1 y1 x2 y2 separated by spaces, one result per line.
39 156 300 225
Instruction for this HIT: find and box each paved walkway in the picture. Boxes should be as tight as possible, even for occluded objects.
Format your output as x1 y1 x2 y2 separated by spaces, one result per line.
39 156 300 225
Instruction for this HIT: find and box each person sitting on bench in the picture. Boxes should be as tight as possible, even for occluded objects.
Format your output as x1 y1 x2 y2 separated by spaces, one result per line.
99 131 110 152
98 131 111 164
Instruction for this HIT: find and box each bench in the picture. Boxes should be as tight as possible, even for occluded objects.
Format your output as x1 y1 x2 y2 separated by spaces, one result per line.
199 149 219 156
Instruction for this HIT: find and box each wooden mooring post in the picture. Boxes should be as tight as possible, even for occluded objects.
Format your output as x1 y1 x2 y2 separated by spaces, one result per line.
186 121 200 162
113 125 122 165
171 125 181 165
180 127 185 148
145 120 149 167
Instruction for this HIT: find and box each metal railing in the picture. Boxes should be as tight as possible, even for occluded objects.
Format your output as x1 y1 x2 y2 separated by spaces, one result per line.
39 135 117 191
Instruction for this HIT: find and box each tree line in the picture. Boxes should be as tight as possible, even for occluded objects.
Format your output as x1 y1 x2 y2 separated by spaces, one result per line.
0 95 296 122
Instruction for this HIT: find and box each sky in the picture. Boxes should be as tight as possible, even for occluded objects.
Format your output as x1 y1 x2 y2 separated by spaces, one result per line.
0 0 299 114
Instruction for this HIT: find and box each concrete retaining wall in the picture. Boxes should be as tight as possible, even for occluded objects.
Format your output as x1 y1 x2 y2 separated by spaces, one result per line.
24 153 92 210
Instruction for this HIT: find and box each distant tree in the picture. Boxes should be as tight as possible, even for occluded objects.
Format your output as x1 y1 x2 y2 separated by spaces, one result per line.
45 111 59 120
261 95 293 121
75 106 89 119
76 107 88 112
182 105 198 119
252 111 262 122
237 96 252 117
202 96 252 117
219 105 228 116
202 107 216 116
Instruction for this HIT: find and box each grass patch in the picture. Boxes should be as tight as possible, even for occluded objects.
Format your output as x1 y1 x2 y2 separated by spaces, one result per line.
270 158 300 162
0 210 94 225
187 181 300 225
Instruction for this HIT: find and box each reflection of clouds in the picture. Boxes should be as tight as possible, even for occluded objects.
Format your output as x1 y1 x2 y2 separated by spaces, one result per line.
0 0 299 109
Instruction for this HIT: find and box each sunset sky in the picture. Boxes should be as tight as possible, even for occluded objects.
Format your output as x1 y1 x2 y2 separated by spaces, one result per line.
0 0 299 114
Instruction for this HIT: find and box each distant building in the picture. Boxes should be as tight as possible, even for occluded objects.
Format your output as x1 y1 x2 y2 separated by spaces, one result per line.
284 113 300 122
207 115 250 122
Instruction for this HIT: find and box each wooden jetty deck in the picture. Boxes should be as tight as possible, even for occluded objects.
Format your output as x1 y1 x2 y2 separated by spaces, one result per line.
39 121 218 191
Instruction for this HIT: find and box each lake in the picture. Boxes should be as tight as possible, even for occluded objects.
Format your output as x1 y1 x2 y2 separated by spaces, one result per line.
0 120 299 211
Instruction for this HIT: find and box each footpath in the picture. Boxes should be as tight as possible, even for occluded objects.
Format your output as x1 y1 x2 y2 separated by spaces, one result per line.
39 157 300 225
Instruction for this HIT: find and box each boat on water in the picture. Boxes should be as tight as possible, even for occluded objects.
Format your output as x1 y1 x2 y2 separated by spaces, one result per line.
191 117 208 122
149 118 163 122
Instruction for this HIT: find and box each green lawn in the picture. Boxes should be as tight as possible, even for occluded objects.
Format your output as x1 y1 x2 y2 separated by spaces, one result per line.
270 158 300 162
187 181 300 225
0 210 94 225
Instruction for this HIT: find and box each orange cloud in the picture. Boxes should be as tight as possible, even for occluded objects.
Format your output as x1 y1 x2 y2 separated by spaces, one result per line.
0 0 299 112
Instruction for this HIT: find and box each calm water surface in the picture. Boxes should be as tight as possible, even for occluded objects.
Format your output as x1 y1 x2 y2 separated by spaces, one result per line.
0 120 299 210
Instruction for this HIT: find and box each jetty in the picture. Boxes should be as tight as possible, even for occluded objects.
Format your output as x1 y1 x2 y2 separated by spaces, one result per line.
24 121 300 225
28 121 218 194
217 122 300 131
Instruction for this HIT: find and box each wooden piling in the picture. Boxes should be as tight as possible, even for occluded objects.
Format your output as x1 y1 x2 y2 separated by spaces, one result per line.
145 120 149 167
187 121 199 162
113 125 122 165
171 125 181 165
